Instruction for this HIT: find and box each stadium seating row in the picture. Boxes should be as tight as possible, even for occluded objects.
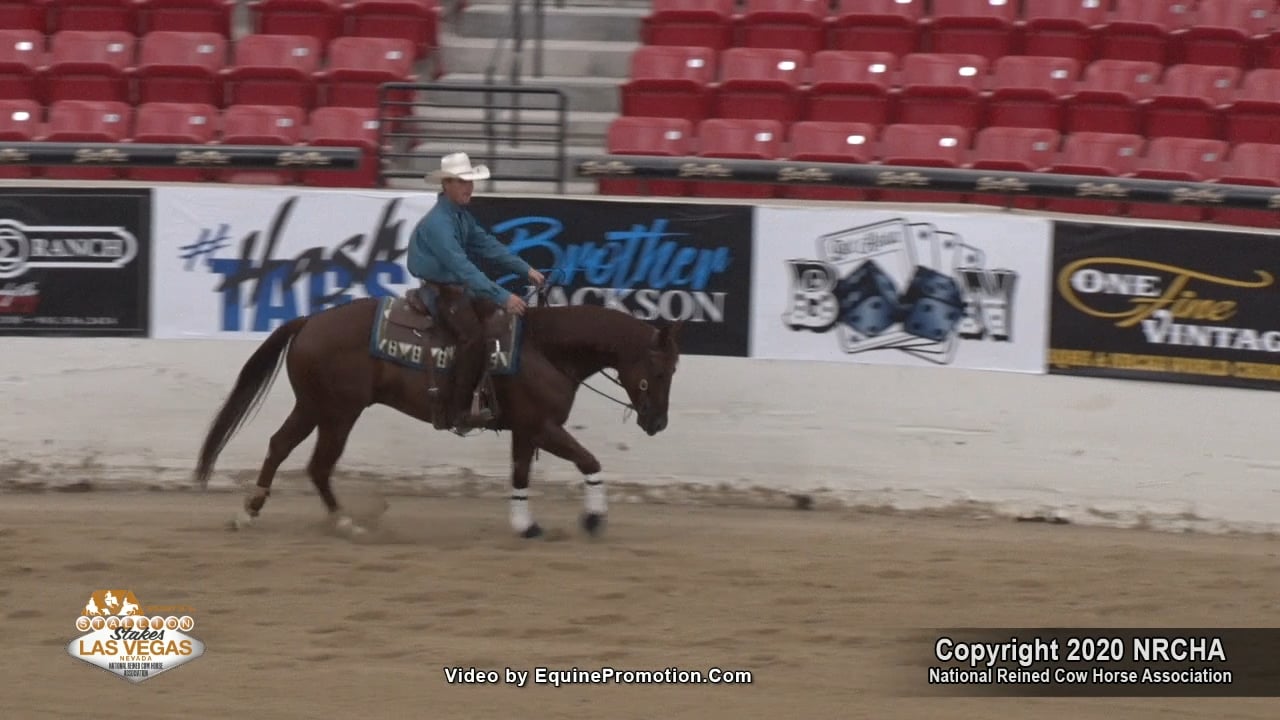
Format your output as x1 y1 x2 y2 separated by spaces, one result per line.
0 98 381 187
0 30 416 110
602 116 1280 226
641 0 1280 68
0 0 439 62
621 47 1280 143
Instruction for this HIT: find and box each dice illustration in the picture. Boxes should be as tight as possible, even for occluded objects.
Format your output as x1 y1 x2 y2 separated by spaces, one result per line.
901 266 964 341
835 260 901 337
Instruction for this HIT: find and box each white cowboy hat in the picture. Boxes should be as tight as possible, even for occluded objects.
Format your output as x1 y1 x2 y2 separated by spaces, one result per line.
427 151 491 182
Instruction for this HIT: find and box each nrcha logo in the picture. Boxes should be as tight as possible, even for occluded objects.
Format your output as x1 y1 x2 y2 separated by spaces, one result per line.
783 218 1018 365
68 589 205 683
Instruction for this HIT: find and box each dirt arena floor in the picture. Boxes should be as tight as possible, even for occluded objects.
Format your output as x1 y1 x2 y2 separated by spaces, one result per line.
2 488 1278 719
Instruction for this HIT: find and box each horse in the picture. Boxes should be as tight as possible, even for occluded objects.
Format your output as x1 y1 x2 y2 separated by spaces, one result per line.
192 281 683 540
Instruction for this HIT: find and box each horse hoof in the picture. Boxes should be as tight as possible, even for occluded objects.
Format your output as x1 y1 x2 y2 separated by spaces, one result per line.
521 523 544 539
581 512 606 536
335 515 368 539
228 509 255 531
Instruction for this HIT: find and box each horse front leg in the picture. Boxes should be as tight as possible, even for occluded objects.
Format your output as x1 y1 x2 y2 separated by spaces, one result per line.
535 422 606 537
509 425 543 539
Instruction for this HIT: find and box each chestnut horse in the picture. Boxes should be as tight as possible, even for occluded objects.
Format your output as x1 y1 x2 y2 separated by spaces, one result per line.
193 289 683 540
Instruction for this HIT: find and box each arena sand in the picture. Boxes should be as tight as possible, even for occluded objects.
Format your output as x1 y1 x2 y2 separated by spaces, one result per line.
1 488 1277 719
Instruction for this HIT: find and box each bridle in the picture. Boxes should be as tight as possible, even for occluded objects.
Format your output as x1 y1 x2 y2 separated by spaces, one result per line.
530 267 642 420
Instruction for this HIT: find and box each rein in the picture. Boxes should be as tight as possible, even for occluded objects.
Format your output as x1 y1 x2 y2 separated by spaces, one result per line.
529 267 637 421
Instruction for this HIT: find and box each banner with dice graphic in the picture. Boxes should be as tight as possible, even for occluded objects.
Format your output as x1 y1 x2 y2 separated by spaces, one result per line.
749 208 1052 374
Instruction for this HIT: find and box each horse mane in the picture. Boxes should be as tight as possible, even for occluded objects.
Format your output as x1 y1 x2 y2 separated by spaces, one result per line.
521 304 658 358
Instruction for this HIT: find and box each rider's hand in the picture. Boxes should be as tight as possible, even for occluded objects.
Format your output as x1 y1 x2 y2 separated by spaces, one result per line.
505 293 528 315
527 268 546 287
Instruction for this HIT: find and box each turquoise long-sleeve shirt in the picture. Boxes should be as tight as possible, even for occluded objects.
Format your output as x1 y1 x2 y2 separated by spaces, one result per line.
407 193 532 305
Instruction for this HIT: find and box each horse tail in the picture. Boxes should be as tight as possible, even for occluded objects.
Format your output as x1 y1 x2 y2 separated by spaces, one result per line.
194 316 308 489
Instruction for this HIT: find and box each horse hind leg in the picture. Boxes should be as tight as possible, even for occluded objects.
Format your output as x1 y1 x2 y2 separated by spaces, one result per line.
307 413 367 539
231 405 317 530
535 423 606 537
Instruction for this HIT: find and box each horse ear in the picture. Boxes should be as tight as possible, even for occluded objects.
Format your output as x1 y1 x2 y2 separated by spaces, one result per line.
658 320 684 349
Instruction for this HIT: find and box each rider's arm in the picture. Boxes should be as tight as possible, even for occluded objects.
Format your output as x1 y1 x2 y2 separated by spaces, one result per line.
418 212 512 305
464 214 533 279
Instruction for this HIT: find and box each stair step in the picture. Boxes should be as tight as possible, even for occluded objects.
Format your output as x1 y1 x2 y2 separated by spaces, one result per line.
455 3 647 42
386 137 601 188
439 32 638 78
428 72 620 114
400 105 614 142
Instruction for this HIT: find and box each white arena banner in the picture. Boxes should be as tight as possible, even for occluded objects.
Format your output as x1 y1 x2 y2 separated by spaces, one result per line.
749 207 1052 374
152 186 436 339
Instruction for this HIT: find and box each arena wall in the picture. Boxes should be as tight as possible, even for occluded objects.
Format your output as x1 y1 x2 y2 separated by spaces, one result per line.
2 183 1279 535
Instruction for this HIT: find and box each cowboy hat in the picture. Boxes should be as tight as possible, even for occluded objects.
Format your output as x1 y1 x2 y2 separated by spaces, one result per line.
426 151 491 182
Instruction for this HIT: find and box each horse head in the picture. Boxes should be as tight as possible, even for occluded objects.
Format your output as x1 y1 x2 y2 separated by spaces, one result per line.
615 319 683 436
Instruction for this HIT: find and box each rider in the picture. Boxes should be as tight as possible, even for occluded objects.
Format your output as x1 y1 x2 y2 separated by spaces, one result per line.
408 152 545 433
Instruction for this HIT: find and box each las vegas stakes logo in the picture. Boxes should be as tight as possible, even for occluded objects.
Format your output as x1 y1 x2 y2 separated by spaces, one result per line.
68 589 205 683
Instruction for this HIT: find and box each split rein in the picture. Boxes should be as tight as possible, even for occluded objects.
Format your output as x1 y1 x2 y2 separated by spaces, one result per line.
529 268 638 423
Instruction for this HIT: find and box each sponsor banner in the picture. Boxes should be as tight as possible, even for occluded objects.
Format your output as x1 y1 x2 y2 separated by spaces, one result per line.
0 187 150 336
1049 221 1280 391
69 588 204 684
468 196 754 357
749 207 1051 373
152 186 434 339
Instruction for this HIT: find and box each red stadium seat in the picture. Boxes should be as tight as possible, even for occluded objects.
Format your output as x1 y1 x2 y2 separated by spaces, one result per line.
137 0 237 36
216 103 306 184
1095 0 1194 64
984 55 1079 130
1064 59 1161 134
828 0 924 58
967 125 1059 208
127 101 220 182
42 99 134 180
0 1 51 34
876 122 970 203
221 33 322 109
894 53 988 128
599 115 695 196
47 0 137 33
1223 69 1280 144
1019 0 1108 65
926 0 1019 62
1042 131 1144 216
0 30 46 103
43 30 136 104
0 98 39 177
1142 63 1238 140
969 125 1059 171
640 0 736 51
134 31 227 106
692 117 783 198
248 0 346 48
780 120 877 201
301 105 382 187
804 50 897 125
345 0 441 65
1173 0 1276 69
737 0 828 55
619 45 717 124
1209 143 1280 228
1128 136 1229 221
713 46 807 123
318 36 416 110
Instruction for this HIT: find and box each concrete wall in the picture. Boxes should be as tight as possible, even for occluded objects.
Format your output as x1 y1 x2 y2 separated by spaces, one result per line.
4 336 1276 534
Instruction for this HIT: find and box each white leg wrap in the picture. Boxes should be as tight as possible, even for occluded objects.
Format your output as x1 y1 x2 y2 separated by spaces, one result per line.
584 475 607 515
510 491 532 533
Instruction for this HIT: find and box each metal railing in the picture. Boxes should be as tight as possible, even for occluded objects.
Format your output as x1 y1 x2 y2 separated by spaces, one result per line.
376 82 569 192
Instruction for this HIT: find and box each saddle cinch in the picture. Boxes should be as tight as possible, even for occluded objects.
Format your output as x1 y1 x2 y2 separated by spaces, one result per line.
369 283 524 422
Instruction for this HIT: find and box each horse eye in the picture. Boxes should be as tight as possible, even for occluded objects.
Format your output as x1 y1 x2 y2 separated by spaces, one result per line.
639 379 649 391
